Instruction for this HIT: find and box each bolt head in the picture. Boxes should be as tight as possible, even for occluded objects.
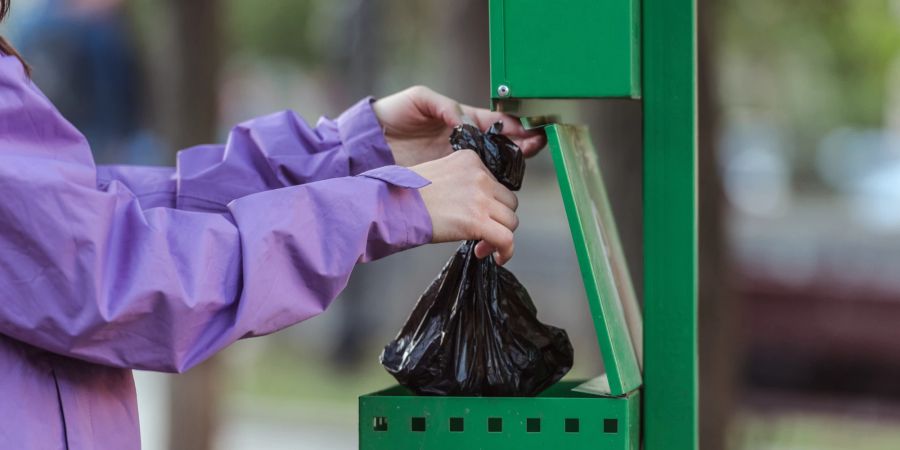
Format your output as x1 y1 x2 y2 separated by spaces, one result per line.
497 84 510 97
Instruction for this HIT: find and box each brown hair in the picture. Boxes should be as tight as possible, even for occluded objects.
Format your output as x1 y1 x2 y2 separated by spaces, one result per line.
0 0 31 75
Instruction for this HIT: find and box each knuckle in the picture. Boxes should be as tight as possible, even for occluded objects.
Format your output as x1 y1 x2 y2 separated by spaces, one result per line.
477 206 492 224
474 170 492 186
468 197 488 219
503 230 514 247
474 190 490 206
408 85 428 96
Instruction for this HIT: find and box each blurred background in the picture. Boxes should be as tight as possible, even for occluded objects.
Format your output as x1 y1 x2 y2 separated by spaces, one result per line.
3 0 900 448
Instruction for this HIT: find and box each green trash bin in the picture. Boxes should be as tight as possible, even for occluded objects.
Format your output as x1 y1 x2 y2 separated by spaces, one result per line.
359 123 643 450
359 0 698 448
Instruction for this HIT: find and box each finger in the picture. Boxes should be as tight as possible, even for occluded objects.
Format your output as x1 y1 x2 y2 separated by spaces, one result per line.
489 200 519 232
471 154 500 181
474 240 495 259
461 105 527 135
461 105 548 144
517 134 548 158
479 220 514 265
493 183 518 211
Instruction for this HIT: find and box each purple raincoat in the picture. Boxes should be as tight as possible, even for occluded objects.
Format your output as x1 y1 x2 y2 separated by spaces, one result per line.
0 54 433 448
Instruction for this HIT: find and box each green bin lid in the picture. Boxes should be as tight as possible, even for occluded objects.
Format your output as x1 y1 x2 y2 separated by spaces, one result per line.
544 123 643 396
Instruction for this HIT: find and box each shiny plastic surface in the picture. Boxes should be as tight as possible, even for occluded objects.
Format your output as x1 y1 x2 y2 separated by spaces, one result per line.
449 121 525 191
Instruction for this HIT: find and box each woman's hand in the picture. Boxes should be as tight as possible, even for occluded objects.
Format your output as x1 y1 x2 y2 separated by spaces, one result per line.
373 85 546 167
411 150 519 265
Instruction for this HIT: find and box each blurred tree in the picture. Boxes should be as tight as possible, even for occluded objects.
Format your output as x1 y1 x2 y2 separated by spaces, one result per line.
132 0 224 449
168 0 222 450
225 0 322 65
163 1 223 448
719 0 900 173
321 0 386 370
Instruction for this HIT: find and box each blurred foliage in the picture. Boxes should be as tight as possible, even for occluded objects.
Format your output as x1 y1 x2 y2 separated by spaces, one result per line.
219 0 450 97
719 0 900 155
225 0 326 63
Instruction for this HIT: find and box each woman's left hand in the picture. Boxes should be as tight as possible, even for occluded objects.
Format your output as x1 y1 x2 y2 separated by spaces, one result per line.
372 85 547 167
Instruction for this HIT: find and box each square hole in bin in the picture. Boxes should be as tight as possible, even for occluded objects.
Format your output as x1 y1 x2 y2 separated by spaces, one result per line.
526 418 541 433
450 417 464 432
373 416 388 432
604 418 618 434
488 417 503 433
565 418 580 433
411 417 426 432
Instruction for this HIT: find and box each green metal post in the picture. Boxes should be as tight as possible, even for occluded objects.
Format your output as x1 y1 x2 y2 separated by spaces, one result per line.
642 0 698 449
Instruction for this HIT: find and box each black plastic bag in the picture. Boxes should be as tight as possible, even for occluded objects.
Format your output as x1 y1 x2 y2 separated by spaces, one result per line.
449 121 525 191
380 122 574 397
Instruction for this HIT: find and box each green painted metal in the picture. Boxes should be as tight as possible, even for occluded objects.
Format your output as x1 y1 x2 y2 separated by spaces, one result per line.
489 0 640 100
360 0 700 448
360 381 640 450
642 0 699 449
545 124 642 395
357 122 647 449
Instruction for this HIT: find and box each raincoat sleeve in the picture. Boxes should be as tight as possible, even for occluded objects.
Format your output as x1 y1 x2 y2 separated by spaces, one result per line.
96 96 396 212
175 97 397 212
0 55 432 372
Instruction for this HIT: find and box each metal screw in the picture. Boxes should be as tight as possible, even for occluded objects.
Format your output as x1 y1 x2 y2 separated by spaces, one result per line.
497 84 510 97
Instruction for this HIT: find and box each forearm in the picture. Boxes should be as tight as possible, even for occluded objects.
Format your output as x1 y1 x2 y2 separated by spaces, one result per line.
0 163 430 372
96 98 394 212
0 66 432 372
177 97 395 212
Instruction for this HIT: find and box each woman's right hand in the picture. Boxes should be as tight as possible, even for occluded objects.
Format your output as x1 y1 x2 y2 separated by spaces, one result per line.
410 150 519 265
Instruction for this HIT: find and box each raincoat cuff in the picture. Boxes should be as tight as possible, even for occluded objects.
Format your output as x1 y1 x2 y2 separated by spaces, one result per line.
359 165 431 189
359 165 433 248
336 97 396 175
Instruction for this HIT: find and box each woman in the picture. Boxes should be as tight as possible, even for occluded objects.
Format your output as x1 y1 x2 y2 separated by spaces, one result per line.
0 1 546 447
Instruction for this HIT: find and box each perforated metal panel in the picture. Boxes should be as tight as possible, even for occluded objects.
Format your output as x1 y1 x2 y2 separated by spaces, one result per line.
359 382 639 450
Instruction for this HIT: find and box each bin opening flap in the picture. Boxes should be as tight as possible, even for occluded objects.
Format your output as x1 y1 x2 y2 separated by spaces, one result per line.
544 122 643 396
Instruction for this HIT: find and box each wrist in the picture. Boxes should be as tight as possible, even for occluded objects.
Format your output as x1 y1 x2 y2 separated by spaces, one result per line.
336 97 396 173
